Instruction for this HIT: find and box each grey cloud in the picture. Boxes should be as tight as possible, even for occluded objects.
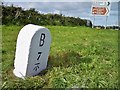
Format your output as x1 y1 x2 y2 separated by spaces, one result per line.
5 2 92 12
27 2 92 12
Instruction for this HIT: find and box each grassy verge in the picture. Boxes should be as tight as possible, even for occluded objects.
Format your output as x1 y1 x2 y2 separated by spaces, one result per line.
2 25 118 88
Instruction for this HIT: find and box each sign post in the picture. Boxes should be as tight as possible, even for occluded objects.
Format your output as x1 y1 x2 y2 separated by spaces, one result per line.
91 0 111 29
92 14 95 28
13 24 51 79
105 15 108 29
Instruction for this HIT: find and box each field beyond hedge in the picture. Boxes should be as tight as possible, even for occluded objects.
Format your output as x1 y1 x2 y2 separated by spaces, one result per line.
2 25 118 88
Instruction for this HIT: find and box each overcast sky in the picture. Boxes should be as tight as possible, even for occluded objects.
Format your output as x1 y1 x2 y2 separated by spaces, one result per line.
3 0 119 26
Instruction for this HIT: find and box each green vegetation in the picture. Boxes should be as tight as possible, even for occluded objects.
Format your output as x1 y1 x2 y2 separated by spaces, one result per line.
2 25 118 88
1 4 92 27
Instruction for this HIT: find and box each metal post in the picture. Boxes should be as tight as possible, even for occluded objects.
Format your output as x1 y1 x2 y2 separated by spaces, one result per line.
92 15 95 28
105 15 108 29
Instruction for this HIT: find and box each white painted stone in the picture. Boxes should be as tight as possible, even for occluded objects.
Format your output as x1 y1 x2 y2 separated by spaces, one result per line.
13 24 51 78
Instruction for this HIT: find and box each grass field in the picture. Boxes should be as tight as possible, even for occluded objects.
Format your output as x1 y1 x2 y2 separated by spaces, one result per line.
2 25 118 88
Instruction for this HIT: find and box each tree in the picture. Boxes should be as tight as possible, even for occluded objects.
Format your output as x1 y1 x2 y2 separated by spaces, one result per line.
1 3 92 27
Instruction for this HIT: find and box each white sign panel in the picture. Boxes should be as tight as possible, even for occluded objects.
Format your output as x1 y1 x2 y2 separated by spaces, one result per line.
92 0 111 7
13 24 51 78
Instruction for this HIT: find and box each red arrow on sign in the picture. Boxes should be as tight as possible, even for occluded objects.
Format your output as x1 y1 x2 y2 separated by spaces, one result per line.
92 7 109 15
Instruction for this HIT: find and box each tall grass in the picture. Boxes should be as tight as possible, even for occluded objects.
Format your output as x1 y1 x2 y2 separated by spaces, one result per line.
2 25 118 88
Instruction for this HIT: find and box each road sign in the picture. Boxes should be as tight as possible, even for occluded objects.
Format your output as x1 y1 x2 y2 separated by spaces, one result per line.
92 0 111 7
92 0 111 16
92 7 109 15
91 0 111 29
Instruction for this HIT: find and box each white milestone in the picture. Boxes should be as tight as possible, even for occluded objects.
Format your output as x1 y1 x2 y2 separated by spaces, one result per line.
13 24 51 79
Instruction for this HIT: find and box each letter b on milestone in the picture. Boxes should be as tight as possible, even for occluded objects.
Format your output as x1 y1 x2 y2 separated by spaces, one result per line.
39 33 45 46
13 24 51 78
